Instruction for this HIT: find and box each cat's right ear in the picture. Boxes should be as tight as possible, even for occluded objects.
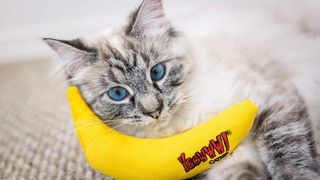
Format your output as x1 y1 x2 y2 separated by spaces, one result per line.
126 0 170 36
43 38 97 77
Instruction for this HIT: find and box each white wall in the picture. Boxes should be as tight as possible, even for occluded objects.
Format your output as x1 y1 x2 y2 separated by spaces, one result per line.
0 0 209 64
0 0 138 63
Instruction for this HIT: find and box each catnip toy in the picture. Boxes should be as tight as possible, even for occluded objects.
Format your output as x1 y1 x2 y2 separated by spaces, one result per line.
67 86 258 180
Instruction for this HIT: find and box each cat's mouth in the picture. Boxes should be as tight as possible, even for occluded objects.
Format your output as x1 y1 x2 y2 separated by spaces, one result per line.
112 102 188 137
109 95 188 136
129 115 170 127
141 96 187 126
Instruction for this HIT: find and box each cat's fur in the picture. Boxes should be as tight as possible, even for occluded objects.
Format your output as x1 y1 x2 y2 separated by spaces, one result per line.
44 0 320 179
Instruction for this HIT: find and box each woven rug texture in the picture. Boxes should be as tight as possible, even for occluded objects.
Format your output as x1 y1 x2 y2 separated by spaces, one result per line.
0 59 111 180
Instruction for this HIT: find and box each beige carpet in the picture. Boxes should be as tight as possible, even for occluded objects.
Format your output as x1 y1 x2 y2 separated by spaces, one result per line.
0 59 110 179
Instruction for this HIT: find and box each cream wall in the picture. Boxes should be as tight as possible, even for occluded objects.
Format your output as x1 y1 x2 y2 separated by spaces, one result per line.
0 0 139 63
0 0 208 64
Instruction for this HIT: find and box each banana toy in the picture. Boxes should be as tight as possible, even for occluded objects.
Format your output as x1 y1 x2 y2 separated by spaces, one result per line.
67 86 258 180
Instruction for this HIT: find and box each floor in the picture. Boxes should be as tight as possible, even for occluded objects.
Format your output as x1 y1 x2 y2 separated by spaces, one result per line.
0 59 109 179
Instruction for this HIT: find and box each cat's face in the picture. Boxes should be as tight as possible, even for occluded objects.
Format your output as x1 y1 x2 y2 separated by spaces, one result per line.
45 0 192 134
78 35 191 132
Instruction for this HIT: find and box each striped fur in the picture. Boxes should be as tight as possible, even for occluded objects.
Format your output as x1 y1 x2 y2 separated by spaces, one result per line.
45 0 320 179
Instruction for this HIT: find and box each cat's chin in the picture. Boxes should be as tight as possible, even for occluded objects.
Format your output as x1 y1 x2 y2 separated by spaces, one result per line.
115 115 177 138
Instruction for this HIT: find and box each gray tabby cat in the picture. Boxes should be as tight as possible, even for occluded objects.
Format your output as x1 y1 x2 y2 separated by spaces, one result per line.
44 0 320 179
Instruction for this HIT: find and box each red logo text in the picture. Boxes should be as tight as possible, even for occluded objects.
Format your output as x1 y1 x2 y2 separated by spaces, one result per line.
177 131 231 172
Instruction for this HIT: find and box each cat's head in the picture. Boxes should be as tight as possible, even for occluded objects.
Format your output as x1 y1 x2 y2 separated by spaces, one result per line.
44 0 192 135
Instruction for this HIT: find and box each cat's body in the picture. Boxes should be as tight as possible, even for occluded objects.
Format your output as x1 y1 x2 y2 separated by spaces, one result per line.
45 0 320 179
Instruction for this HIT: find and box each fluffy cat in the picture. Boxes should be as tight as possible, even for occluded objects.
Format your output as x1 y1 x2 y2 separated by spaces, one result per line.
44 0 320 179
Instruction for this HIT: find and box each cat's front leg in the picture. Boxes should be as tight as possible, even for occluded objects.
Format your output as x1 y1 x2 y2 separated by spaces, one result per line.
254 99 320 179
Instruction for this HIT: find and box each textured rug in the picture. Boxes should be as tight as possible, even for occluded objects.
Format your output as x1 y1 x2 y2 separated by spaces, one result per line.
0 59 110 179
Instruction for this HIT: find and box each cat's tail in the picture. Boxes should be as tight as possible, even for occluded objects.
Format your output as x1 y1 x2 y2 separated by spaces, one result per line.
281 40 320 154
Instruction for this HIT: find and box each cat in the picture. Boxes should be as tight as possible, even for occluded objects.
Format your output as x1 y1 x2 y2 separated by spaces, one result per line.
44 0 320 179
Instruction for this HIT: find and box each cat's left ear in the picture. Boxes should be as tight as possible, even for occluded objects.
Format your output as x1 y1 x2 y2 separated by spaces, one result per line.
43 38 97 77
126 0 170 36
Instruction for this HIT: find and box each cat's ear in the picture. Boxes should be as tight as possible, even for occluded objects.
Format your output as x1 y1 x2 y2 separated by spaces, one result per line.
126 0 170 36
43 38 97 77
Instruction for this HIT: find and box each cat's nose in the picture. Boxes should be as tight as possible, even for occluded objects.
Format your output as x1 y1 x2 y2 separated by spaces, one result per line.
143 106 162 119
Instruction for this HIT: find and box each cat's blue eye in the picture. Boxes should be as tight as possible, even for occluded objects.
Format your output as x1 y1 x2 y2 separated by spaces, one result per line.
107 86 128 101
150 63 166 81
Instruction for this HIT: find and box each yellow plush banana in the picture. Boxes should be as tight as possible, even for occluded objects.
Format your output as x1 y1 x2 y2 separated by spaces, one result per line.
67 87 258 180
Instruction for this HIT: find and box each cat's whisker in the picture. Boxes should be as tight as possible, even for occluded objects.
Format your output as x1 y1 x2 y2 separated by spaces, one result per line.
84 123 127 157
48 119 110 137
59 119 120 136
64 121 105 136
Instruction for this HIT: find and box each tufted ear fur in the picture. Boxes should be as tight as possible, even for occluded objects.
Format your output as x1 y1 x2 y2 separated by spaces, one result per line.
43 38 97 77
126 0 170 36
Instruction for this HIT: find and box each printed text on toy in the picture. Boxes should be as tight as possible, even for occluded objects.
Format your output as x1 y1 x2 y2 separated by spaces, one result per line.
177 131 231 172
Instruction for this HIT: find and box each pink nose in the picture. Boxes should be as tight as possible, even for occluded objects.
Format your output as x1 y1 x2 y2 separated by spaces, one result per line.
143 104 163 119
144 107 162 119
150 110 161 119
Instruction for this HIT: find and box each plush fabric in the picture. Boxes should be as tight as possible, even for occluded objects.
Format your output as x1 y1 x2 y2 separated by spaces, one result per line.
68 86 257 179
0 59 110 179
